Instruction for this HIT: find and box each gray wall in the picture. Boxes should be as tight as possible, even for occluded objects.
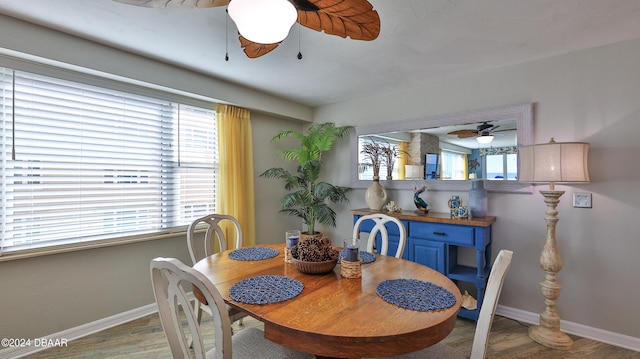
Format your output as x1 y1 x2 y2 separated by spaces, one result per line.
0 237 190 339
316 38 640 339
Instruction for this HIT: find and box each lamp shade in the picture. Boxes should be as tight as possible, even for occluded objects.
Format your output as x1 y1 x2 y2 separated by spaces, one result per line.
228 0 298 44
476 135 494 144
518 138 590 184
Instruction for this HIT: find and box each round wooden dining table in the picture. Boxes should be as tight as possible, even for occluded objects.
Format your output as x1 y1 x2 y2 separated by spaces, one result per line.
192 243 462 359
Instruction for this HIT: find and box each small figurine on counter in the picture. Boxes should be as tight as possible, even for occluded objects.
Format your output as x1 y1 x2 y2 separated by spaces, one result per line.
384 201 402 212
413 186 429 213
448 195 461 218
448 195 469 219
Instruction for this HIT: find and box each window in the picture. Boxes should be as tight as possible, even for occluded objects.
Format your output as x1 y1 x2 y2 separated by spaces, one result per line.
485 153 517 180
440 150 467 180
357 138 402 180
0 68 218 253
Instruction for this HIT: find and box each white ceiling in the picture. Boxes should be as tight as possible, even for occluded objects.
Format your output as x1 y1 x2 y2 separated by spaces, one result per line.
1 0 640 108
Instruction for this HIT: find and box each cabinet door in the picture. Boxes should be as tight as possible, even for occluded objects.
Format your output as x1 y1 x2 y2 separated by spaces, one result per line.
376 235 409 260
409 239 445 274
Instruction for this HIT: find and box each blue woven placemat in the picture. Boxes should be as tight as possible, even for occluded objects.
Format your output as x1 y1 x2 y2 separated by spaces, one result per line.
228 247 279 261
376 279 457 311
338 250 377 264
229 275 304 305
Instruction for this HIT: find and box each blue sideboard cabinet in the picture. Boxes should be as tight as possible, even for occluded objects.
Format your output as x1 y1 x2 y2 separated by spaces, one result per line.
351 209 496 321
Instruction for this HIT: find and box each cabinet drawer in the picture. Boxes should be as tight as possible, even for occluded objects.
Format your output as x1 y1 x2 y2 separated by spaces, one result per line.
409 222 475 246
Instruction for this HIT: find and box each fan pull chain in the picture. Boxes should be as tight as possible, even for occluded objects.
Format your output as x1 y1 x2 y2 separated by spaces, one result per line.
225 8 229 61
297 20 303 60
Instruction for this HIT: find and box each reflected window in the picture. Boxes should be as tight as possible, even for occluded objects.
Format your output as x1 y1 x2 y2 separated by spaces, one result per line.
441 151 467 180
357 137 403 180
485 154 517 180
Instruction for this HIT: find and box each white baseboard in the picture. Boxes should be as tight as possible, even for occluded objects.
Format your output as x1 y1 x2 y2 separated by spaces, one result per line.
496 305 640 352
0 304 158 359
2 303 637 358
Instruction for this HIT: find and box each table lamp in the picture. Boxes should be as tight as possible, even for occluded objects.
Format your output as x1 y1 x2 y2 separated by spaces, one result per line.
518 137 590 350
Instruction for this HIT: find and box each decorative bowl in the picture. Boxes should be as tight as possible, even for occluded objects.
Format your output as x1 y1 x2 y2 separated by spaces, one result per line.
291 257 338 275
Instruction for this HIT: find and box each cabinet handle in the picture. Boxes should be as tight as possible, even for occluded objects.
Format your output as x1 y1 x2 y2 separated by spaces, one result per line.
433 231 446 236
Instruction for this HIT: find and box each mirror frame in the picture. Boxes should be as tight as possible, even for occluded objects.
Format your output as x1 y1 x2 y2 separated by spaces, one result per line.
350 103 534 193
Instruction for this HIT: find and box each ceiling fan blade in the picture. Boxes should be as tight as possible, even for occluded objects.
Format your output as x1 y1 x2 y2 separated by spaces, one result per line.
493 128 515 133
239 36 281 58
113 0 227 8
448 129 478 137
298 0 380 41
458 133 480 138
476 122 493 132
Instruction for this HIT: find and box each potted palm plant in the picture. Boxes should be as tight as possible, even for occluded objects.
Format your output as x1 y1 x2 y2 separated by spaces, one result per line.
260 122 353 238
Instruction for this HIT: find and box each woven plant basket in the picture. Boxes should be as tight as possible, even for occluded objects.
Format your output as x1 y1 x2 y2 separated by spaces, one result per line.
291 257 338 275
299 232 323 241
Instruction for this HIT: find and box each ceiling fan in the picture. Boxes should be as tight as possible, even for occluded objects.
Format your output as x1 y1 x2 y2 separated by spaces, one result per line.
447 122 502 139
113 0 380 58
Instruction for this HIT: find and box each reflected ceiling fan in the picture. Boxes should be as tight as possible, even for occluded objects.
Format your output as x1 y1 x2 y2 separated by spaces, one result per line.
448 122 502 139
113 0 380 58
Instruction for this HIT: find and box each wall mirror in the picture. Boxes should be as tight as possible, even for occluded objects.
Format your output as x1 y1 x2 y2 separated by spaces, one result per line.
350 103 534 193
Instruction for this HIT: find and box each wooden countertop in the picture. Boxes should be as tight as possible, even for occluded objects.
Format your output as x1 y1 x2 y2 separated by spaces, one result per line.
350 208 496 227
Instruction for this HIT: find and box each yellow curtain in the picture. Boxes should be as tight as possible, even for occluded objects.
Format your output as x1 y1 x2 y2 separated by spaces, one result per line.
398 142 409 180
216 104 256 248
439 149 444 179
463 153 469 180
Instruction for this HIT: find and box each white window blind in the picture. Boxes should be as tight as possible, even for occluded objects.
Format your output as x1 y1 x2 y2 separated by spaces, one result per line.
175 105 218 220
441 150 466 180
0 68 217 253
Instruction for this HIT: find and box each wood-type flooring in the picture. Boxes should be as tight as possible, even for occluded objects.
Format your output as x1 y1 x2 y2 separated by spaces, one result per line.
23 314 640 358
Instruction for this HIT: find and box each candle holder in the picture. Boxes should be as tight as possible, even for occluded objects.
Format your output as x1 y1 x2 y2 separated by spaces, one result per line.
284 230 300 263
341 238 362 278
341 258 362 278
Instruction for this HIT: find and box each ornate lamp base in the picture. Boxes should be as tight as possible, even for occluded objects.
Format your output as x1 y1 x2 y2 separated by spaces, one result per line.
529 323 573 350
528 189 573 350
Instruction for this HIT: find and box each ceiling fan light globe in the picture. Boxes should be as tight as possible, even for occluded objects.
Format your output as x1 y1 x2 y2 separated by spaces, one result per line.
476 135 494 144
228 0 297 44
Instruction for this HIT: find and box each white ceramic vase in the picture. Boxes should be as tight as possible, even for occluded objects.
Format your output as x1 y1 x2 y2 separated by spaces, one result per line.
365 177 388 210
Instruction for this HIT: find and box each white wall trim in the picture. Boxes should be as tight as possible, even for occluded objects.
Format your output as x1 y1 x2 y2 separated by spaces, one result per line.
2 303 638 358
0 304 158 359
496 305 640 352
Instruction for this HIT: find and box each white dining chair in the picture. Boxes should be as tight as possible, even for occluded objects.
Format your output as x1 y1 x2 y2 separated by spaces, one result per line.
187 214 247 328
150 257 315 359
352 213 407 258
367 249 514 359
187 214 243 265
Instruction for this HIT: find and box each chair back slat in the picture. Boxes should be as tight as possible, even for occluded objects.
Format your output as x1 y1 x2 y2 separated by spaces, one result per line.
470 249 513 359
353 213 407 258
187 214 243 265
151 257 233 359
